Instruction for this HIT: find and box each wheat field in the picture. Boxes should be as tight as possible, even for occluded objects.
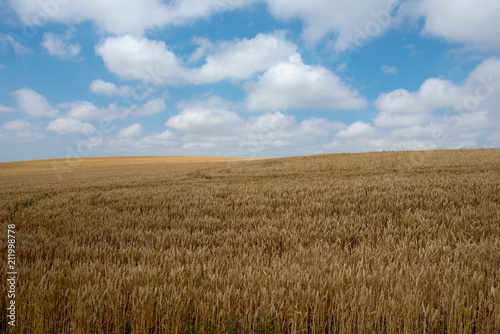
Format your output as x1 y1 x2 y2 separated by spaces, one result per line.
0 150 499 333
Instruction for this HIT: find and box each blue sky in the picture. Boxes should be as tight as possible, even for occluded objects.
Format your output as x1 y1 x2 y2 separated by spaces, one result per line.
1 0 499 162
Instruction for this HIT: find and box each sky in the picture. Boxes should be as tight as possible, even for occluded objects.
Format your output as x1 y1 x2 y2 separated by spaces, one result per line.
0 0 499 162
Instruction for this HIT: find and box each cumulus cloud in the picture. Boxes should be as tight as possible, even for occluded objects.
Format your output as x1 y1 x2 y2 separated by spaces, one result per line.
13 0 500 56
108 98 258 155
373 110 433 129
59 97 165 121
61 101 120 122
7 0 402 50
96 35 185 84
117 123 144 138
366 58 500 151
406 0 500 50
9 0 255 36
193 32 297 83
96 32 298 85
1 119 45 142
458 58 500 110
85 108 500 159
9 0 166 35
163 0 258 26
375 78 460 118
127 98 166 118
141 130 177 146
13 88 58 118
89 58 500 158
336 121 377 139
89 79 132 96
46 118 96 136
263 0 500 52
374 58 500 129
121 57 499 157
245 53 368 112
236 112 298 151
165 106 244 135
138 98 347 157
263 0 500 53
42 30 81 58
245 111 295 133
102 128 178 155
264 0 401 49
165 111 342 157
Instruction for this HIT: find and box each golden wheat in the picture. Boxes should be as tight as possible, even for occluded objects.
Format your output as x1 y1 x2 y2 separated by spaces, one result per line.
0 150 499 333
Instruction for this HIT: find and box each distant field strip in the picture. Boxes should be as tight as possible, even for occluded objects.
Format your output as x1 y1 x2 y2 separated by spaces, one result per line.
0 150 499 333
0 156 252 174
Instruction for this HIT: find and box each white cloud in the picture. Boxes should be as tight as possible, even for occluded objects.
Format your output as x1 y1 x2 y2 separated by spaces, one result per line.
96 35 185 85
298 118 346 138
406 0 500 50
377 108 500 151
374 79 460 116
141 130 177 146
13 88 58 118
236 112 297 151
163 0 257 25
140 98 349 157
102 128 178 154
374 58 500 129
9 0 254 36
165 106 244 135
89 79 132 96
6 0 404 55
194 32 297 83
336 121 377 139
458 58 500 110
264 0 401 50
381 65 398 75
96 32 298 85
288 58 500 153
61 101 120 122
244 111 295 134
60 77 500 158
128 98 166 118
117 123 144 138
42 30 81 58
245 53 368 112
0 104 14 113
0 64 6 70
160 110 337 157
46 118 96 136
366 58 500 151
373 110 432 129
175 95 236 112
0 33 31 55
3 119 34 131
60 98 165 121
1 119 45 142
81 103 500 159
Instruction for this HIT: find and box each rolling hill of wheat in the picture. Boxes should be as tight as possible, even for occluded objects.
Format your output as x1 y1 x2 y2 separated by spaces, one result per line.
1 150 499 333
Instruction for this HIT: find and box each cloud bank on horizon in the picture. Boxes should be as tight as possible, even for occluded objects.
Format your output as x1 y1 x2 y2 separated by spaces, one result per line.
0 0 499 161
